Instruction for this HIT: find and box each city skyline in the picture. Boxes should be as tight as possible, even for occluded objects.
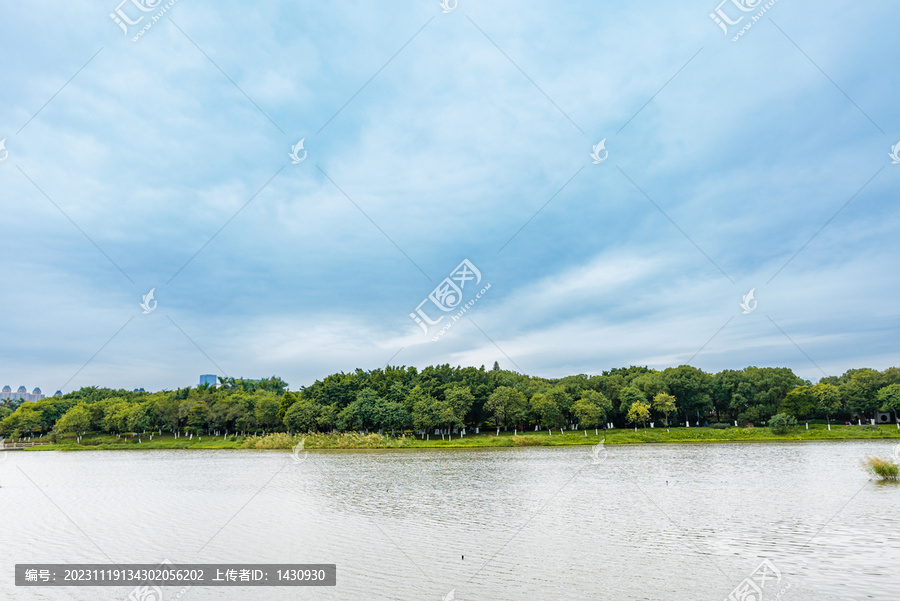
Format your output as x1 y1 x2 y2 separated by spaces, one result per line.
1 385 46 403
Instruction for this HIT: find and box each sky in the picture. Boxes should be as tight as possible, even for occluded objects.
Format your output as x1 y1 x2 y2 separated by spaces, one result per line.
0 0 898 393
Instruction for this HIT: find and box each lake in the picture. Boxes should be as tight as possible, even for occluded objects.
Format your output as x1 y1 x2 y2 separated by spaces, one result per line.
1 441 898 600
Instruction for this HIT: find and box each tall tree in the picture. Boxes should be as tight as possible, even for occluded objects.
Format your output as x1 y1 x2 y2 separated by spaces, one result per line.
651 392 677 427
877 383 900 425
530 393 564 430
812 383 842 428
55 404 92 436
572 390 611 432
484 386 527 429
626 400 650 430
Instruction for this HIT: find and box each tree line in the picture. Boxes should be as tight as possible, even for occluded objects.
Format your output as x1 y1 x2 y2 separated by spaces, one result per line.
2 364 899 439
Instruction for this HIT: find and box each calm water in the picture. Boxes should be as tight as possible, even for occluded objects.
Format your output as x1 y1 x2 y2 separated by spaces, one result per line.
1 441 898 600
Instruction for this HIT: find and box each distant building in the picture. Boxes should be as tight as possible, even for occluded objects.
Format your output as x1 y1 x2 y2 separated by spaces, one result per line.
0 385 45 402
54 390 62 397
133 388 146 393
199 374 218 386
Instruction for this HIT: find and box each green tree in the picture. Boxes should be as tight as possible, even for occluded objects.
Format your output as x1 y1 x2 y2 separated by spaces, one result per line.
55 404 92 436
126 403 151 433
444 385 475 429
484 386 527 429
284 397 321 432
768 412 798 434
103 401 132 433
661 366 713 424
572 389 611 433
410 388 443 435
618 386 647 418
372 399 411 434
277 391 299 422
626 400 650 429
544 386 573 424
255 393 282 431
877 383 900 425
530 392 564 430
812 383 842 428
632 372 667 401
186 404 209 434
317 404 337 432
651 392 677 427
840 368 882 421
782 386 816 420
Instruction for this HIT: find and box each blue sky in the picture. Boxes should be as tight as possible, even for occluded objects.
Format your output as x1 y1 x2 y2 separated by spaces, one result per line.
1 0 898 393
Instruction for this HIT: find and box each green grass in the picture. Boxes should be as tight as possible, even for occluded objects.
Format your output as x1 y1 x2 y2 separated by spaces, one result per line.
24 432 245 451
862 456 900 481
20 423 900 451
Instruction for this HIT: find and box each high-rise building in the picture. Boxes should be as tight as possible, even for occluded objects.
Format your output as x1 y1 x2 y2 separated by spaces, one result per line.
0 385 44 402
199 374 218 386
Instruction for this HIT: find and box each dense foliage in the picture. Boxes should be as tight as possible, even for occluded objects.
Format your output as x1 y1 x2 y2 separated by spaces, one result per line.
2 364 900 439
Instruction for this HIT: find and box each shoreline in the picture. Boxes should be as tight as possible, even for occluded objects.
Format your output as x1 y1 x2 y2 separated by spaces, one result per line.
10 424 900 452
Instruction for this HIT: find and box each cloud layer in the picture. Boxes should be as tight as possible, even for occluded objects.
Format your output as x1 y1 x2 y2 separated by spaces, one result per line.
0 0 897 392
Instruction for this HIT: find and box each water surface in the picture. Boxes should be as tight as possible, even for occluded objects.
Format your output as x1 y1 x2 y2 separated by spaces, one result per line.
1 441 898 600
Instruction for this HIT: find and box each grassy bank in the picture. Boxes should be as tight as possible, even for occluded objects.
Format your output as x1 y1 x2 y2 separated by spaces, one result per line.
15 423 900 451
18 432 245 451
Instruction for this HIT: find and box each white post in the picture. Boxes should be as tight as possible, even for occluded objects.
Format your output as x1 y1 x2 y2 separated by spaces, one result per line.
548 428 551 436
828 423 831 431
806 423 809 430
